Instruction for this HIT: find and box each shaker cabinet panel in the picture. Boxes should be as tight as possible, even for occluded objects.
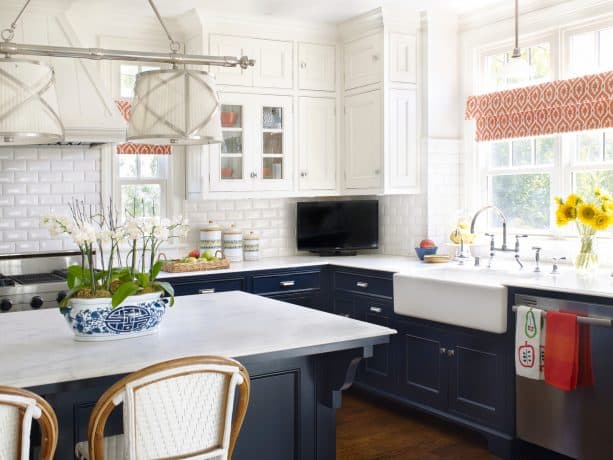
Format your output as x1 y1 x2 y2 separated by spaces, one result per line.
253 39 293 89
209 34 254 86
388 88 419 192
344 90 382 189
298 97 336 191
389 33 417 83
343 34 382 90
298 43 336 91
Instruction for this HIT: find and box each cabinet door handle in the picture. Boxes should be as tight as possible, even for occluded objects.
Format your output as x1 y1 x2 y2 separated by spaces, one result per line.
369 306 382 313
440 347 447 355
280 280 296 287
356 281 369 289
199 288 215 294
447 349 455 357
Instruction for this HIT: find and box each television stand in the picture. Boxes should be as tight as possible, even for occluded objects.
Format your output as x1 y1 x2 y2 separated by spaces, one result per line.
315 250 357 257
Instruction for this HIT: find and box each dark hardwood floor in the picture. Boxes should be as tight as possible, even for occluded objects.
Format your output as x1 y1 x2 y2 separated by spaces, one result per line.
336 390 572 460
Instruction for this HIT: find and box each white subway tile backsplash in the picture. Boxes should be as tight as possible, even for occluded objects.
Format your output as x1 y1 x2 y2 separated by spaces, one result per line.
0 146 101 255
2 160 26 171
28 160 51 171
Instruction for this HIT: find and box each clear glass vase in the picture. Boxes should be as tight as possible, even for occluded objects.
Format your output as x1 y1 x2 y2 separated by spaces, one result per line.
575 234 598 275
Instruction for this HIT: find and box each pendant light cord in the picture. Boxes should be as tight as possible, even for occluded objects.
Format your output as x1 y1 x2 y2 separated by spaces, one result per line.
1 0 32 42
147 0 181 53
512 0 521 58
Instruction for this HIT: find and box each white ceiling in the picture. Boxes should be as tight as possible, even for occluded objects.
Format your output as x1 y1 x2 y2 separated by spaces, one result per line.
78 0 508 23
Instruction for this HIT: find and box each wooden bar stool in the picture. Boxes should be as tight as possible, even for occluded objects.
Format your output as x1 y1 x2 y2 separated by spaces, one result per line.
0 386 59 460
75 356 250 460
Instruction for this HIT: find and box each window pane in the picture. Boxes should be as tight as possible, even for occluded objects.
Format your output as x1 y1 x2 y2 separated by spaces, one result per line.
490 142 510 167
490 174 551 231
569 31 596 76
577 132 603 162
221 157 243 180
535 137 555 165
121 184 161 217
139 156 163 178
512 139 532 166
221 132 242 154
575 171 613 196
263 107 282 129
263 157 283 180
606 131 613 161
600 28 613 71
530 45 550 82
120 64 139 99
118 155 138 178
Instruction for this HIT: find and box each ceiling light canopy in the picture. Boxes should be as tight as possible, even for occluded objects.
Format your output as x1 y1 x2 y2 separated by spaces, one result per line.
128 68 222 145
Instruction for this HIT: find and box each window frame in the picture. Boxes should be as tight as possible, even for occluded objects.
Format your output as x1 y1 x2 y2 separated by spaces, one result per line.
472 18 613 237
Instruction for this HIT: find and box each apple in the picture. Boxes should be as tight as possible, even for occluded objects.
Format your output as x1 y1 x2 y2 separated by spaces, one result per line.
188 249 200 258
419 239 436 249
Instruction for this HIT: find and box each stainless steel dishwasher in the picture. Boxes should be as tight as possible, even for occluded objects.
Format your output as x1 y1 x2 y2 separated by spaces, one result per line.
515 294 613 460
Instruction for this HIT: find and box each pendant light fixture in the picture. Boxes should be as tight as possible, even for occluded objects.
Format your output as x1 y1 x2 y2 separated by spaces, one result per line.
0 0 64 145
127 1 221 145
0 0 254 147
503 0 531 80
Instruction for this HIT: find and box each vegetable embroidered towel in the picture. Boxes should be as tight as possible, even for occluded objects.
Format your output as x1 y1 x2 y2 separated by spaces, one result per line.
515 306 544 380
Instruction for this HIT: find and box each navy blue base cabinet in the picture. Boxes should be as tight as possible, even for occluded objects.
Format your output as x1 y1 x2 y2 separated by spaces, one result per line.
165 264 514 459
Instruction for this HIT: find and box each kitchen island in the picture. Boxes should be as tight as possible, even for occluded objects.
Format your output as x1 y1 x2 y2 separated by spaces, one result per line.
0 291 395 459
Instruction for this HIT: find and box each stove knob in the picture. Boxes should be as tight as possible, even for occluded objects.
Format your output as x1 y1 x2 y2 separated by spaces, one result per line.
30 296 44 309
0 299 12 312
56 291 67 304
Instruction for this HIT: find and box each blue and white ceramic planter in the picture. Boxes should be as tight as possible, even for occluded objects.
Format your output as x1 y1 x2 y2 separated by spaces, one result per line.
62 292 167 342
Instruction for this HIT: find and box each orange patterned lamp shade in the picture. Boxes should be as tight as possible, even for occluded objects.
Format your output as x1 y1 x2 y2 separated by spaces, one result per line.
465 71 613 142
115 100 171 155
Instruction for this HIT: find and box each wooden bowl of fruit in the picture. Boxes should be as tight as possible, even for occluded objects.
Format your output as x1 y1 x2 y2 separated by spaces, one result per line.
162 249 230 273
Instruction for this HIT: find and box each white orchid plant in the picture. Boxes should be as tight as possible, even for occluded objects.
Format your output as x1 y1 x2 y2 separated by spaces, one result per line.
43 199 189 309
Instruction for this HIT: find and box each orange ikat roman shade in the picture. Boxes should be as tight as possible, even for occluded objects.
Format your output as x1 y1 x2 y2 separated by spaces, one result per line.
115 100 172 154
465 71 613 142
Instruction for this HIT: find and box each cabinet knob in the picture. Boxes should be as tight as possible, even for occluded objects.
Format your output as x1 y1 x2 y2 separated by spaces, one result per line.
250 171 258 179
300 62 307 69
447 349 455 357
372 54 379 62
439 347 447 355
300 171 308 177
374 169 380 175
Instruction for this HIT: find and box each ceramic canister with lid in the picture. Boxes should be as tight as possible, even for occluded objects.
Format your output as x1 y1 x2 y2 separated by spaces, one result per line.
223 224 243 262
200 220 222 257
243 231 260 261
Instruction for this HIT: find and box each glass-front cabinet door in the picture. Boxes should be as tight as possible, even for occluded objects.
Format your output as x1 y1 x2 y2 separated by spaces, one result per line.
256 95 292 191
210 93 292 193
210 94 251 191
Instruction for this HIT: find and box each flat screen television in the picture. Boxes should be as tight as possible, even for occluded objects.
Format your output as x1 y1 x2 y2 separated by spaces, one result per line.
296 200 378 255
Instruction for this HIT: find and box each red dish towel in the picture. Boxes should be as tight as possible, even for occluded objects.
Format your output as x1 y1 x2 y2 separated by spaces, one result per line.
544 311 594 391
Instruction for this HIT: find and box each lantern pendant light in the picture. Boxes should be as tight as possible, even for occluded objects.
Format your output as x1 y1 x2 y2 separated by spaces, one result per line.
0 0 64 145
127 0 222 145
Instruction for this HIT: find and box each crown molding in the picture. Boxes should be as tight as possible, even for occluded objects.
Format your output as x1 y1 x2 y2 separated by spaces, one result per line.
338 7 420 42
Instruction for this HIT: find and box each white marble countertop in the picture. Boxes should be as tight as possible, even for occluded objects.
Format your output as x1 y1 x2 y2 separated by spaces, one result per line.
158 254 613 298
0 291 395 389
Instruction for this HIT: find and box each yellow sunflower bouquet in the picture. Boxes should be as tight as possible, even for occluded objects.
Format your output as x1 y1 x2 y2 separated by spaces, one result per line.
555 189 613 272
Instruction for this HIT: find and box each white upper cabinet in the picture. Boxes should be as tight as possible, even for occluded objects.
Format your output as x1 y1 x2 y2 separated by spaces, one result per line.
389 33 417 83
388 88 419 191
209 34 254 86
298 43 336 91
344 90 382 189
253 39 293 89
298 97 336 191
343 34 383 90
209 34 292 89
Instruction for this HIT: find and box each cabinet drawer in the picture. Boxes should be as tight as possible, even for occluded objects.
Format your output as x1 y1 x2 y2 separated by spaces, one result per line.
252 270 321 294
334 271 392 298
171 277 246 296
